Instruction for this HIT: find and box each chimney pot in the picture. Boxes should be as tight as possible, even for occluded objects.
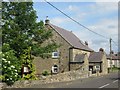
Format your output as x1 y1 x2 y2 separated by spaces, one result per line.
45 16 50 25
99 48 104 52
110 50 114 54
85 41 88 46
115 54 117 56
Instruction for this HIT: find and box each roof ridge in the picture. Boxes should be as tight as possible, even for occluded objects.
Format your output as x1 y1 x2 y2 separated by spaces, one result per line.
50 24 72 33
49 24 73 47
48 23 93 51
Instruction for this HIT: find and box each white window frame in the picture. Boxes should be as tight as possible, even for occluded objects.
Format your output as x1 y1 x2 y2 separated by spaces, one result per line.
95 65 100 71
52 52 59 58
52 65 59 74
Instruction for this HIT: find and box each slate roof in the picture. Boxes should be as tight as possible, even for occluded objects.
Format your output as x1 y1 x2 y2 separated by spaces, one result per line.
49 24 93 52
89 52 103 62
106 54 120 60
73 54 85 62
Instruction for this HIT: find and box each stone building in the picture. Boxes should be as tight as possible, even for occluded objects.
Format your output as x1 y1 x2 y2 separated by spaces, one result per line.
88 48 108 75
33 18 93 75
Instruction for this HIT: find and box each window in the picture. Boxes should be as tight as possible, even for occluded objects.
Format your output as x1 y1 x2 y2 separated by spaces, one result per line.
51 65 59 74
95 65 100 71
96 65 99 68
52 52 59 58
23 66 29 73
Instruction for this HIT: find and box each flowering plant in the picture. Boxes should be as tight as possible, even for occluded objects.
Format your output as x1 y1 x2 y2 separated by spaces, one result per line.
1 43 22 85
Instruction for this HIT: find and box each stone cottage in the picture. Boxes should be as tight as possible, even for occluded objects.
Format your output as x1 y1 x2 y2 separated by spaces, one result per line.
33 18 93 75
88 48 108 75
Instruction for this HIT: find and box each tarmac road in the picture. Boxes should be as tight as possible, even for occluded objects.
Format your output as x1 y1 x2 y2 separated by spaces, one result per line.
25 72 119 88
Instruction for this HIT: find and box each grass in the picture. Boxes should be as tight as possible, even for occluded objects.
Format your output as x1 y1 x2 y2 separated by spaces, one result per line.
108 67 120 73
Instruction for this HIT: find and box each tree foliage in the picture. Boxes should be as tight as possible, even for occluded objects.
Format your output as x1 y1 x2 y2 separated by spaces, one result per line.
2 2 59 85
2 2 37 57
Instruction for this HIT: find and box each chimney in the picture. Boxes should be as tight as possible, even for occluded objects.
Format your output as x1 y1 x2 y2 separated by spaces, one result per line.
110 50 114 54
45 16 50 25
85 41 88 46
99 48 104 52
115 54 117 56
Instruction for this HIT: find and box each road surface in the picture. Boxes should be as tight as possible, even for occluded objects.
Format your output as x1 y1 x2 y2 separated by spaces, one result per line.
25 72 119 88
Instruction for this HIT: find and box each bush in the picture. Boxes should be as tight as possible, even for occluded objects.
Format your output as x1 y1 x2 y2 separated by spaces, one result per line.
1 43 22 85
20 47 37 80
42 70 49 76
22 73 37 80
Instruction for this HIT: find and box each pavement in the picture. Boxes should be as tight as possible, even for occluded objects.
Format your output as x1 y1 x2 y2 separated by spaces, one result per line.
0 82 3 90
24 72 120 88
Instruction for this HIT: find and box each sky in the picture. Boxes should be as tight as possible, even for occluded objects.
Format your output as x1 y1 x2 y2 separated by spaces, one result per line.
2 0 119 53
33 1 118 54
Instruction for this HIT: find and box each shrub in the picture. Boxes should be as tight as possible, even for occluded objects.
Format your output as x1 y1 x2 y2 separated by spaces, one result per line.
20 47 37 80
1 43 22 85
42 70 49 76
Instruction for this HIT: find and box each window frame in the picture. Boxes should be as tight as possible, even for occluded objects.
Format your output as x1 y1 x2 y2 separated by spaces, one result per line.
52 52 59 59
51 65 59 74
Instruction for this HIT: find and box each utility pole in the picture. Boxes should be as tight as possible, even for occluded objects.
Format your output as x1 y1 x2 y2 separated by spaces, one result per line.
110 38 112 72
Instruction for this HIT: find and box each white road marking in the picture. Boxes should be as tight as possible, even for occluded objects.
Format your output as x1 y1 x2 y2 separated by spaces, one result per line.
99 84 110 88
113 80 118 83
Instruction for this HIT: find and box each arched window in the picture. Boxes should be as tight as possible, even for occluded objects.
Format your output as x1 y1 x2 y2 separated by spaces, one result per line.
52 65 59 74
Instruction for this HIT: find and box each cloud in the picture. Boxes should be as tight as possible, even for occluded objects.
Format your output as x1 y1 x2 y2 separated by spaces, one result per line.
94 0 119 2
88 18 118 39
55 3 118 53
36 0 119 2
89 2 118 15
51 17 70 25
68 5 79 11
72 17 118 53
35 2 118 53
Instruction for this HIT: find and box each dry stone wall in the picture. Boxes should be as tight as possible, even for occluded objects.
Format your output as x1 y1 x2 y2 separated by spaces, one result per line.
4 70 89 88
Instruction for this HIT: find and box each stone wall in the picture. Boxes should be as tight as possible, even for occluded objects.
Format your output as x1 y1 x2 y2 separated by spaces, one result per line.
33 24 72 75
33 24 92 75
5 70 89 88
70 54 89 72
72 49 91 62
70 63 83 71
101 52 108 75
33 57 59 74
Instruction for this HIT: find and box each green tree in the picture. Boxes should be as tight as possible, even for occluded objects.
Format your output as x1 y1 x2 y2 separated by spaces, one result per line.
2 2 37 57
2 2 58 85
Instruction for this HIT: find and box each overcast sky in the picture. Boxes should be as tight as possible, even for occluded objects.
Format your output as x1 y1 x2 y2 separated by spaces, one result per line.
33 1 118 54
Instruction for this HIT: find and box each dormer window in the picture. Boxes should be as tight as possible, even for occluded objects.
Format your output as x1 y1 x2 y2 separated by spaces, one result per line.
52 52 59 58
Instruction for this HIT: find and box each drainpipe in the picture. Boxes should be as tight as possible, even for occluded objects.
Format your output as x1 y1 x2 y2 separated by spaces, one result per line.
69 48 71 71
69 47 73 71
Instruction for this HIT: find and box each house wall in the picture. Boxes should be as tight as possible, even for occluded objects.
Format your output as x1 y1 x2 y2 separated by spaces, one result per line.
33 24 92 75
33 24 72 74
89 62 101 73
89 52 108 75
107 59 116 68
71 49 90 61
107 59 110 68
70 63 83 71
112 60 120 68
70 49 90 72
116 60 120 68
33 57 59 74
101 53 108 74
